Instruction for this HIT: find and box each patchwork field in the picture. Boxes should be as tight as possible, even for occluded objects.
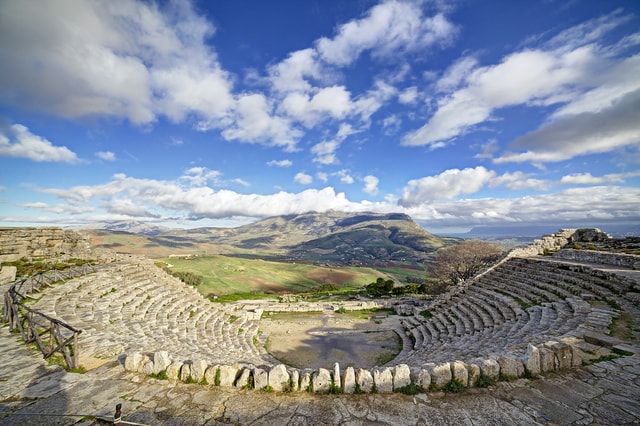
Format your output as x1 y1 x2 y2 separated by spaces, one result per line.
158 254 386 296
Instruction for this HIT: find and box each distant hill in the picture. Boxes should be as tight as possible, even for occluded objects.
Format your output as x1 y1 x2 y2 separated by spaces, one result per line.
85 212 453 265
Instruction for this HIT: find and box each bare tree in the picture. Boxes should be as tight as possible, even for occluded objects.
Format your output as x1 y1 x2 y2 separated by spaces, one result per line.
432 240 503 286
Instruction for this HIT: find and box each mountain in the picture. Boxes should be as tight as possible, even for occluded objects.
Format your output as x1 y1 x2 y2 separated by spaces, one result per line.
85 212 453 265
78 220 169 236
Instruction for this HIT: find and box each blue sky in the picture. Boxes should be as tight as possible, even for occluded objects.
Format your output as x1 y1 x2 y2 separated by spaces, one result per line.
0 0 639 233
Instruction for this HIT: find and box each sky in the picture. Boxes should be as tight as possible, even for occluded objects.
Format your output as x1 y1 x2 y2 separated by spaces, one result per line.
0 0 639 234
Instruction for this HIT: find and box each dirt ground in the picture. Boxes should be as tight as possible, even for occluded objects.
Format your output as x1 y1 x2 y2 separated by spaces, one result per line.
259 311 402 370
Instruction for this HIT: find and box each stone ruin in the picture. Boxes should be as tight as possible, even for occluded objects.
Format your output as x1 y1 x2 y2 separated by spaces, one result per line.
1 227 638 394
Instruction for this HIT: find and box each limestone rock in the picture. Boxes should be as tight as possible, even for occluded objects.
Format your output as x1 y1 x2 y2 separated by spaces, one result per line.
166 361 183 381
153 351 171 375
218 365 238 387
539 347 558 372
253 367 268 391
204 365 219 386
373 367 393 393
300 371 312 392
180 363 192 382
312 368 332 393
393 364 411 390
479 358 500 380
451 361 468 387
235 367 252 389
523 344 541 375
426 362 451 390
466 363 480 387
268 364 290 392
342 367 356 394
545 341 572 369
289 369 300 392
498 355 524 379
356 368 374 393
412 368 430 389
141 360 154 375
190 359 208 383
124 352 144 372
333 363 341 390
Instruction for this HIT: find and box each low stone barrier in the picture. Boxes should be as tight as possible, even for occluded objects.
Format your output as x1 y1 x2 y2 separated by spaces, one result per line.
123 335 620 393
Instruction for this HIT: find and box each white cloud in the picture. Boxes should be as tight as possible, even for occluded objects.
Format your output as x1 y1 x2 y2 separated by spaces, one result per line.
221 93 302 150
280 86 353 127
233 178 250 187
363 175 379 195
490 171 550 190
294 172 313 185
267 48 323 94
311 139 341 165
0 1 234 126
399 166 496 206
316 172 328 183
560 172 627 185
403 13 635 153
0 124 78 163
495 89 640 164
334 170 354 184
398 86 418 104
316 2 455 66
95 151 116 161
267 159 293 167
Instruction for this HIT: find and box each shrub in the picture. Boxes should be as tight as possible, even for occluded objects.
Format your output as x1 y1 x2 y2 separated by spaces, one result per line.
475 374 496 388
443 378 465 393
396 383 423 395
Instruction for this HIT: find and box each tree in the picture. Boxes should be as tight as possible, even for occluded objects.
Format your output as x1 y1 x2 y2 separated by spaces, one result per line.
366 277 395 296
431 240 503 287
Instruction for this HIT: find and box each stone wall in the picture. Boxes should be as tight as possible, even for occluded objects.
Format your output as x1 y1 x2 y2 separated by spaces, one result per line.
0 227 91 263
553 249 640 270
508 228 612 258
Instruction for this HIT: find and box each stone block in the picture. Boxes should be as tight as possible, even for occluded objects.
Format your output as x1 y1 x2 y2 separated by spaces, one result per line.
523 344 541 375
373 367 393 393
333 363 341 389
413 368 430 389
166 361 183 381
288 369 300 392
479 358 500 380
426 362 451 390
300 371 312 392
498 355 524 379
312 368 332 393
235 367 251 389
124 352 143 372
153 351 171 375
466 363 480 387
190 359 208 383
451 361 468 387
141 360 154 375
180 363 192 382
342 366 356 394
545 341 572 369
393 364 411 390
204 365 219 386
268 364 290 392
253 367 268 391
539 347 558 372
218 365 238 387
355 368 374 393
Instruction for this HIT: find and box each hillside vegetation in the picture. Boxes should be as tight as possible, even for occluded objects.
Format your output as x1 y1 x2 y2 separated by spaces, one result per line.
86 211 454 296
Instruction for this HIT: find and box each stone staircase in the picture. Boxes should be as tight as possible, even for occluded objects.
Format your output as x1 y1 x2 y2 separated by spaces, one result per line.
395 254 639 365
30 260 273 367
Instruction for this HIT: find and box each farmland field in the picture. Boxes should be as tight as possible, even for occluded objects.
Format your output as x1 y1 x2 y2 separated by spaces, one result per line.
159 255 386 297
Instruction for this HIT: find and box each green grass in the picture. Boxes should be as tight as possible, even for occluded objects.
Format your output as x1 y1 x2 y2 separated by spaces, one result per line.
160 254 382 297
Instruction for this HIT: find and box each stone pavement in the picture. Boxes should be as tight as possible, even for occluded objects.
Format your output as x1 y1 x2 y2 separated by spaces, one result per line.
0 327 639 425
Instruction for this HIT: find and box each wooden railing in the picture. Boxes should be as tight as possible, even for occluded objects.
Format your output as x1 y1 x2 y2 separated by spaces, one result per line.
3 265 103 369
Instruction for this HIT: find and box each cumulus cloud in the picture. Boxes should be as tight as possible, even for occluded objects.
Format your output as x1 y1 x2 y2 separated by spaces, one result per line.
490 171 550 190
316 2 455 66
334 170 354 184
294 172 313 185
560 172 628 185
267 159 293 167
0 124 78 163
495 89 640 164
95 151 116 161
363 175 379 195
402 11 637 160
399 166 496 206
0 0 234 126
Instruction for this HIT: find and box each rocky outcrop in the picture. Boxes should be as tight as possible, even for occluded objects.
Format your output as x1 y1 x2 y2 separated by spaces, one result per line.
0 227 90 262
